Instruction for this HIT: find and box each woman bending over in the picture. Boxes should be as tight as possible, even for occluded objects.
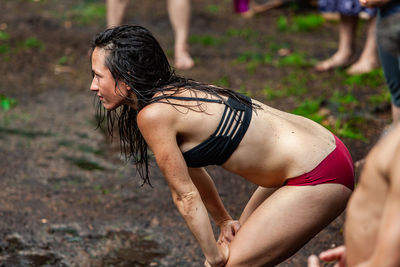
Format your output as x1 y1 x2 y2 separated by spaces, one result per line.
89 25 354 266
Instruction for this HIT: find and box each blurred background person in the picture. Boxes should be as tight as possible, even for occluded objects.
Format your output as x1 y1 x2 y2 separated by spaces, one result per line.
106 0 194 70
315 0 379 75
364 0 400 124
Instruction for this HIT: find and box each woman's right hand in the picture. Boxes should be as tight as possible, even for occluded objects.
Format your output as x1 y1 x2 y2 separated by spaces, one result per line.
204 241 229 267
218 219 241 244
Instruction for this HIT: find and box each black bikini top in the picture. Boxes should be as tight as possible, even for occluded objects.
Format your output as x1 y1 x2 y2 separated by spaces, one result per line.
154 94 253 168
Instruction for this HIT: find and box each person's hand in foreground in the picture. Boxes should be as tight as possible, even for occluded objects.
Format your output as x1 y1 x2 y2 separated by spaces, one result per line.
308 245 347 267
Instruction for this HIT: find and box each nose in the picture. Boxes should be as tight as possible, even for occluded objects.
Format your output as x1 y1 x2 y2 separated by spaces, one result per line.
90 78 98 92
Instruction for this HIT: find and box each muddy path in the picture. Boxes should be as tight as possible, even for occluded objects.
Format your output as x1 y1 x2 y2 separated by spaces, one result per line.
0 0 391 266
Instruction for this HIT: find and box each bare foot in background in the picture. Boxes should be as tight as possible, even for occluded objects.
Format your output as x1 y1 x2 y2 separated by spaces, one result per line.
174 51 194 70
315 52 355 72
346 57 379 75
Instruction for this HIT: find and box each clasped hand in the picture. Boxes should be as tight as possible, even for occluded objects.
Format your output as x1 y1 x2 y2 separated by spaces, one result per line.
204 220 241 267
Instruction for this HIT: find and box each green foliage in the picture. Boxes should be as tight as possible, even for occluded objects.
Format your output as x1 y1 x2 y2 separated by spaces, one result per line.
58 55 69 65
291 99 324 123
291 14 325 32
206 4 219 13
225 27 258 40
277 14 324 32
237 86 252 97
235 51 274 74
277 16 288 31
278 52 310 67
64 156 106 171
94 184 110 195
330 90 359 112
336 119 367 141
344 69 385 87
214 76 230 88
369 91 391 106
0 94 17 111
23 37 44 50
262 85 287 100
0 31 10 41
0 44 10 54
281 72 309 96
189 34 222 46
69 3 106 25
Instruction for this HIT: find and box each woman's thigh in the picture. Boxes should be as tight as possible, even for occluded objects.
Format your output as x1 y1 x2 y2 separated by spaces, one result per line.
226 184 351 267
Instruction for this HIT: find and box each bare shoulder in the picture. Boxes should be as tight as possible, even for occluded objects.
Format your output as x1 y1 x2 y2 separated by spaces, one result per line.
370 125 400 183
137 102 178 132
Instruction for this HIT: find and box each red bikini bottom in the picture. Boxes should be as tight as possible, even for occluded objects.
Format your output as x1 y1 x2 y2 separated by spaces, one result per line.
284 135 354 191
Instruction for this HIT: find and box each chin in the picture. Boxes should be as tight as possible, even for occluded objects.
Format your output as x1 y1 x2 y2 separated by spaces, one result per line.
102 102 120 111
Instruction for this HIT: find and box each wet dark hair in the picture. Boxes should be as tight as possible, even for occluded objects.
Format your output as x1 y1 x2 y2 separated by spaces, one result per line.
90 25 259 185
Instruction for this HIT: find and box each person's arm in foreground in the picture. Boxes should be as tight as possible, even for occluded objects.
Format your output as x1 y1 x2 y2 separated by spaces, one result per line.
359 151 400 267
308 149 400 267
188 168 240 243
138 107 228 266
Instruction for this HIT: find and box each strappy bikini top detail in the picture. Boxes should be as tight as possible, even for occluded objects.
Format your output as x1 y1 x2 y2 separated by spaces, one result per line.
153 94 253 168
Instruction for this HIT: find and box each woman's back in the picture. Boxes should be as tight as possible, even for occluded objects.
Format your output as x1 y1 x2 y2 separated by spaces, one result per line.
146 90 337 187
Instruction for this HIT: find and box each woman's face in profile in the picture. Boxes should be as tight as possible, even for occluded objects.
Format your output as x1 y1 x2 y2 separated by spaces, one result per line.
90 47 132 110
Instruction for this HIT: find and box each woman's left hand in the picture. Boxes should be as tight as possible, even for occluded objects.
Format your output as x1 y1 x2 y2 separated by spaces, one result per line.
218 219 241 244
204 241 229 267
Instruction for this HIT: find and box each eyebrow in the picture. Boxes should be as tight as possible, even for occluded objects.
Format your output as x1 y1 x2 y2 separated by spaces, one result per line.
92 69 102 77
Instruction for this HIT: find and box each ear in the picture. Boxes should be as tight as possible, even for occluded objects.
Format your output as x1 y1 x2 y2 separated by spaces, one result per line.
120 81 131 91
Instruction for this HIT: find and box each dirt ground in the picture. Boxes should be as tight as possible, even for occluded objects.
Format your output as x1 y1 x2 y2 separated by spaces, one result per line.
0 0 392 266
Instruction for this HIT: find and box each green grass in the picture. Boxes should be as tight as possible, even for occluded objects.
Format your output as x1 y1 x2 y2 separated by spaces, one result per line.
343 69 385 87
280 72 309 96
225 27 258 40
68 2 106 25
94 184 110 195
335 119 367 141
291 14 325 32
369 91 391 106
57 55 70 65
277 16 288 31
0 44 10 54
277 14 324 32
214 76 230 88
189 34 222 46
0 31 11 55
23 37 45 50
237 86 252 97
262 85 287 100
0 126 53 138
0 94 16 111
329 90 359 113
278 52 311 67
234 51 273 74
291 98 325 123
206 4 219 13
0 31 10 41
64 156 106 171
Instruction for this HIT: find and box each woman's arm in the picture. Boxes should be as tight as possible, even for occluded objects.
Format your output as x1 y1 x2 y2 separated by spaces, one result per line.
137 104 227 266
188 168 240 243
